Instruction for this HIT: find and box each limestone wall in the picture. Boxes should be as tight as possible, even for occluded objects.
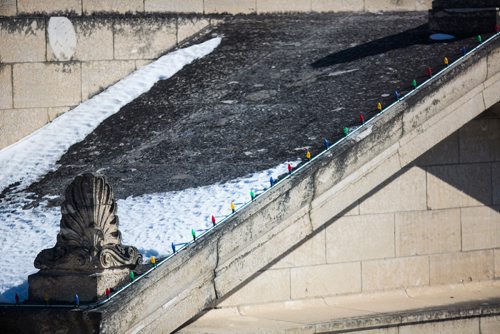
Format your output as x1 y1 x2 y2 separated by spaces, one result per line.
0 0 432 16
0 16 211 149
218 104 500 307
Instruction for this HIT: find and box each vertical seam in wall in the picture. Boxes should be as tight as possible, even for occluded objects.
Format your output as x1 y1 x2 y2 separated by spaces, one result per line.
203 0 205 15
490 162 494 206
44 18 48 62
175 17 179 46
112 19 115 60
255 0 258 14
10 63 14 108
143 0 146 13
363 0 366 12
81 0 83 15
79 61 83 102
428 255 431 286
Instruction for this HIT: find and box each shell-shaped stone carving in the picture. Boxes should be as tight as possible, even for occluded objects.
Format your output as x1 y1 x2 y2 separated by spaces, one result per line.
34 173 142 272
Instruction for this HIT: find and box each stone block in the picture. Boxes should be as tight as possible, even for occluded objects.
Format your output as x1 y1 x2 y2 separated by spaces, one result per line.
74 20 114 61
415 0 432 10
481 316 500 334
177 18 210 44
359 166 427 214
487 46 500 81
495 249 500 279
483 72 500 110
429 250 494 285
205 0 256 14
0 19 46 63
113 18 177 60
494 163 500 205
459 118 500 163
395 209 461 257
326 213 395 263
417 131 459 166
0 108 49 149
310 144 401 231
427 163 492 210
17 0 82 15
135 59 153 69
257 0 311 13
0 64 12 109
399 318 479 334
219 269 290 306
365 0 418 11
362 256 429 291
311 0 364 12
82 0 144 14
82 60 136 99
145 0 204 13
0 0 16 16
47 106 70 122
291 262 361 299
461 206 500 251
13 62 82 108
272 228 326 269
28 269 129 303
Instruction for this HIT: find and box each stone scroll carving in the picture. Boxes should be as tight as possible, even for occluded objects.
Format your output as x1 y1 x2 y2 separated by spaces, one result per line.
34 173 142 272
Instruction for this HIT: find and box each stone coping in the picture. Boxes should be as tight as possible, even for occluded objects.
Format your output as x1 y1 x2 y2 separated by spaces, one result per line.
180 281 500 333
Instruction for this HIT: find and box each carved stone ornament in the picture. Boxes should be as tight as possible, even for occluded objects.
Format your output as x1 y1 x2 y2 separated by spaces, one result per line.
34 173 142 272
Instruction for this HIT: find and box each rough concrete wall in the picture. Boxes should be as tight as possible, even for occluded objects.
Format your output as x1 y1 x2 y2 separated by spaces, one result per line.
0 16 211 149
217 104 500 308
0 0 432 16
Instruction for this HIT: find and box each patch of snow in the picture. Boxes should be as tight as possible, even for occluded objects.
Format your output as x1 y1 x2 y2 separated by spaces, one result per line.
0 161 298 303
0 37 222 194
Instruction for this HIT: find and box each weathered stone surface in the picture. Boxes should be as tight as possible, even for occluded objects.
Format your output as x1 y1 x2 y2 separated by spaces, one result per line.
0 0 16 16
459 118 500 163
83 0 144 14
177 18 210 44
359 166 427 214
362 256 429 291
272 228 326 269
0 64 12 109
399 318 479 334
17 0 82 15
426 163 492 209
82 60 136 100
326 213 395 263
29 174 142 303
430 250 494 285
461 206 500 251
47 106 70 122
0 19 46 63
28 269 129 303
144 0 204 13
205 0 256 14
220 269 291 306
395 209 461 256
312 0 364 12
481 315 500 334
417 131 459 166
291 262 361 298
257 0 311 13
0 108 48 149
74 20 114 61
113 18 177 60
484 72 500 110
13 62 81 108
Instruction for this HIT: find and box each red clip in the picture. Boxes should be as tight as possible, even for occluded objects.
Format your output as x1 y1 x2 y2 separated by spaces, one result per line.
426 67 433 77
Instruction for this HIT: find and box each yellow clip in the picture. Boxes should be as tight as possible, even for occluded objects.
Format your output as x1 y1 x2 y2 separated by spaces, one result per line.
230 201 235 211
444 57 449 66
151 256 156 265
306 151 311 159
377 102 382 111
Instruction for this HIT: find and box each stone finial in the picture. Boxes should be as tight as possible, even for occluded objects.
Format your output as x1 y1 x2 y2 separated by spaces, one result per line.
29 173 142 303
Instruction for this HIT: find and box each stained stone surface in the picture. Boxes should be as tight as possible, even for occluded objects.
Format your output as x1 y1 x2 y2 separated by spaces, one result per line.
28 173 142 303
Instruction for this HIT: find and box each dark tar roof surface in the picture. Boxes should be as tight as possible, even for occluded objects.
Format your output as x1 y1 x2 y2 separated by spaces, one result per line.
19 11 489 203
